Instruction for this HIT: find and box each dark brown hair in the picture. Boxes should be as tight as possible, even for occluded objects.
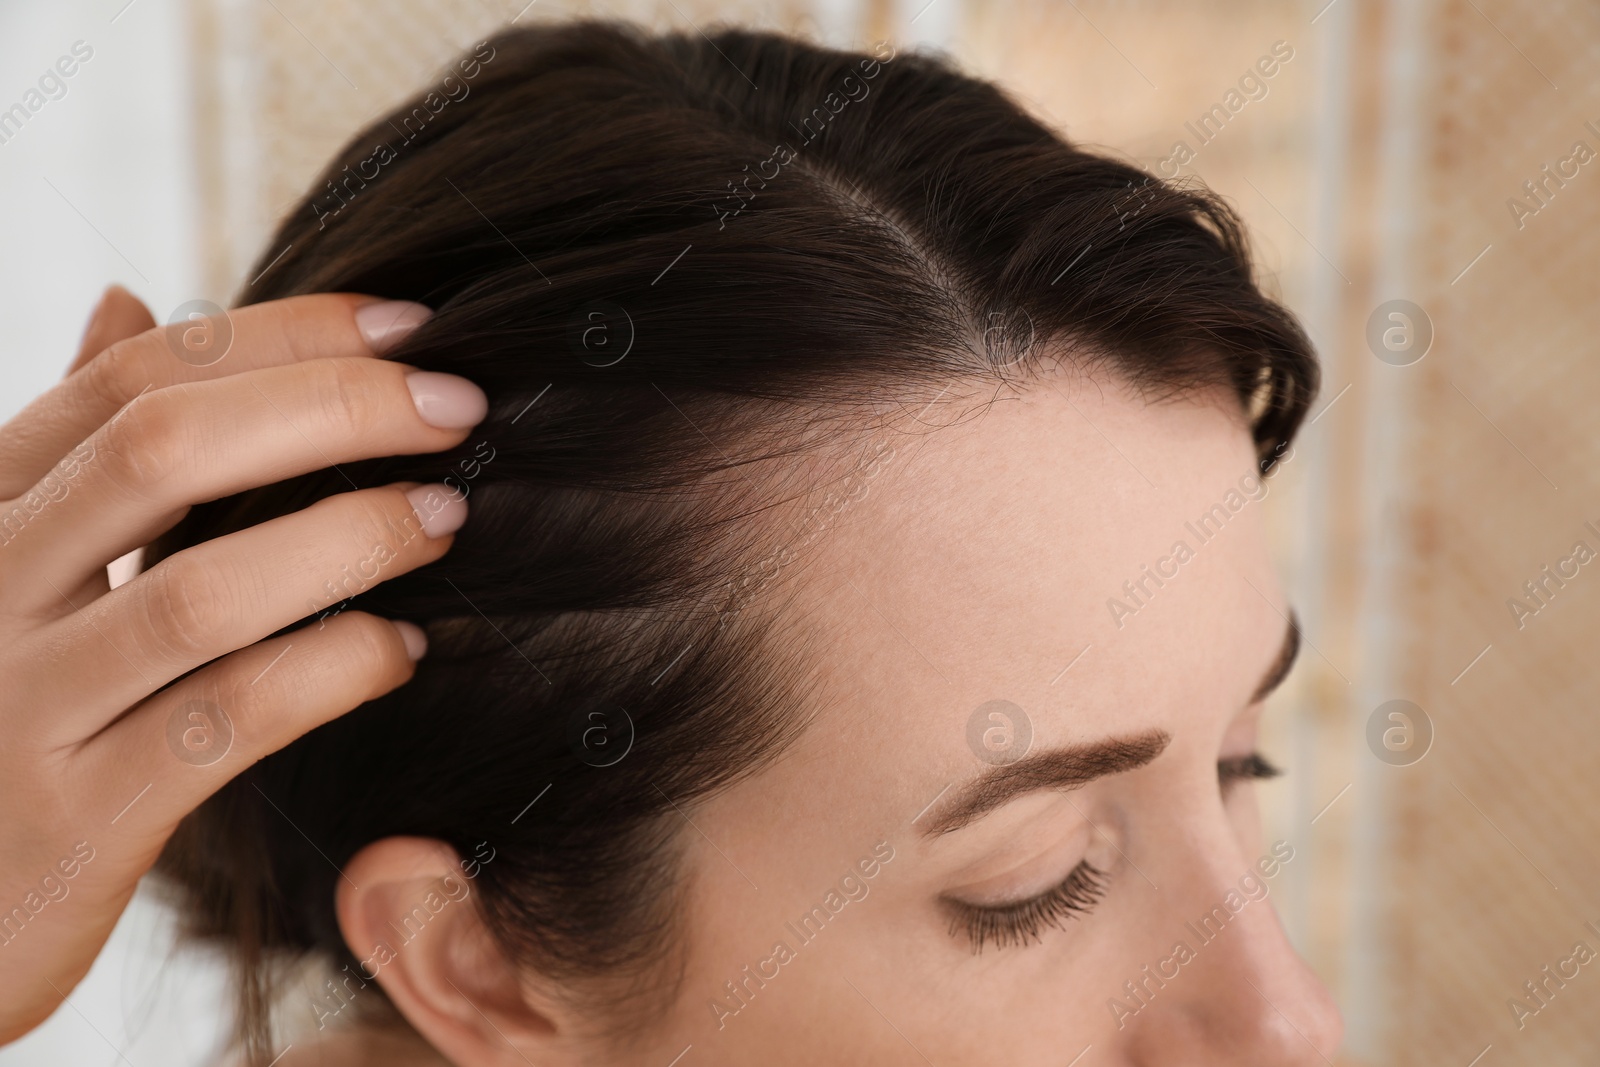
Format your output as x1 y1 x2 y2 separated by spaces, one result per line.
150 18 1317 1063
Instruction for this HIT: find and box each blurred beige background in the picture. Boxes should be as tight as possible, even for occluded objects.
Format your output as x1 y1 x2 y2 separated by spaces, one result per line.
3 0 1598 1063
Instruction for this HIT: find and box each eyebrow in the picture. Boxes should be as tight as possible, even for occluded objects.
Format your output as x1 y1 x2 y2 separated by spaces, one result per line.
920 730 1170 837
919 610 1300 838
1251 609 1301 705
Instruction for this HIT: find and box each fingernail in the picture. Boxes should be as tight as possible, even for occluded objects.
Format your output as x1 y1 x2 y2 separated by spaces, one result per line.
405 483 469 538
393 620 428 661
406 370 488 430
356 300 433 355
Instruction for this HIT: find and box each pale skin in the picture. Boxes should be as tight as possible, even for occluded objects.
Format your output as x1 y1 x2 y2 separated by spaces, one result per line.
0 288 1341 1063
318 366 1345 1064
0 285 486 1045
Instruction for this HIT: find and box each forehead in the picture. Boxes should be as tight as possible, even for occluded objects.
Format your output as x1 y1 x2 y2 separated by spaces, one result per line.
768 367 1286 786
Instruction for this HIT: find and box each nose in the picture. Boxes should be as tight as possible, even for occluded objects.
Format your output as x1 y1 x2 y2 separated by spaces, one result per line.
1120 847 1344 1065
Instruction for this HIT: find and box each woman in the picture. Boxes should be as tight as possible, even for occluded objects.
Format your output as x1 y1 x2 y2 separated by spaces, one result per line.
0 19 1342 1066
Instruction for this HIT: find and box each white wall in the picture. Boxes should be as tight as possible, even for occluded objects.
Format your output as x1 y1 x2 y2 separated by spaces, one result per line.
0 0 203 418
0 2 231 1064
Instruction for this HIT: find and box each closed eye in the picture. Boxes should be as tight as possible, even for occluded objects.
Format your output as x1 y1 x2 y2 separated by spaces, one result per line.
941 859 1109 953
1218 751 1281 793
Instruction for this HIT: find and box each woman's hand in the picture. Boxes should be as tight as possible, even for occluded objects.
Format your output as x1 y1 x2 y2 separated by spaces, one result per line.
0 285 486 1043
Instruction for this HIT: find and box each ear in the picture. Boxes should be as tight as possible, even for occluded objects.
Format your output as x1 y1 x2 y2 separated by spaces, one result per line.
336 836 583 1067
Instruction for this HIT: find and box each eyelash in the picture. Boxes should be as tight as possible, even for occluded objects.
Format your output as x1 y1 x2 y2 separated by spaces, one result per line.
944 751 1283 953
1218 750 1282 788
944 860 1109 953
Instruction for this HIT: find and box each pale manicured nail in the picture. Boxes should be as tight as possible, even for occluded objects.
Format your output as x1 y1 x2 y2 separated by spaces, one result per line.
393 620 428 661
405 483 468 538
406 370 488 429
355 300 433 355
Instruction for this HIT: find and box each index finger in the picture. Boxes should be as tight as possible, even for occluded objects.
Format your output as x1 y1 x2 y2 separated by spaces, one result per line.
0 293 430 499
